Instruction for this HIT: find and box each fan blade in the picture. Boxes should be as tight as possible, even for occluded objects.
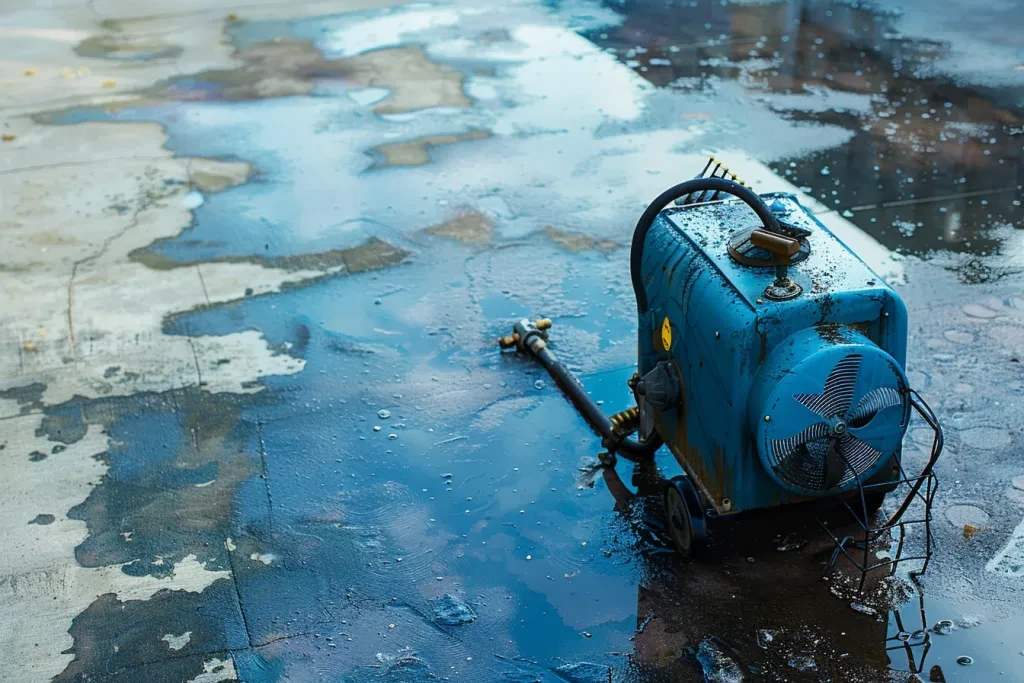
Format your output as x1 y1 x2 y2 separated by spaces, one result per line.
848 402 905 455
769 421 830 467
836 432 883 482
824 437 846 489
847 386 903 427
794 354 862 418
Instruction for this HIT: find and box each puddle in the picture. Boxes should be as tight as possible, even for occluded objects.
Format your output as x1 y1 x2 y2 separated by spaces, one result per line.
7 0 1024 681
583 0 1023 258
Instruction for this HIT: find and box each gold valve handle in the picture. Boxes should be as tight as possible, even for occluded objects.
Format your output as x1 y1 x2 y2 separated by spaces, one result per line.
750 228 800 257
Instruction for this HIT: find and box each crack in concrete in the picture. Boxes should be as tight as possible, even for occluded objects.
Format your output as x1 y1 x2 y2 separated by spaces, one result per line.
255 419 274 529
65 191 162 360
0 156 170 177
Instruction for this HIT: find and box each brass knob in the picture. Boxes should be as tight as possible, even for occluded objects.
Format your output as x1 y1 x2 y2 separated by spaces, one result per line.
498 332 520 348
535 318 552 331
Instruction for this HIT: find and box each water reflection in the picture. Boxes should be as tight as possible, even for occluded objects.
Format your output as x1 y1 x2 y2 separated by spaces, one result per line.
586 0 1023 257
601 458 942 680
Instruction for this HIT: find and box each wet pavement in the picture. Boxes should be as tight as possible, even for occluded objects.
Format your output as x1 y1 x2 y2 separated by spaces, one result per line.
1 0 1022 681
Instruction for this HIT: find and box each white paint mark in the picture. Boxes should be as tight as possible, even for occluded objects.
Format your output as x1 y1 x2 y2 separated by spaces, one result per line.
194 480 216 488
987 516 1024 576
250 552 275 565
121 531 132 542
224 538 236 552
187 657 238 683
162 631 192 651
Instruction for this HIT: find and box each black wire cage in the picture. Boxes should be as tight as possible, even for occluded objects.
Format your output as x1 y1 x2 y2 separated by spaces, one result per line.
816 389 943 675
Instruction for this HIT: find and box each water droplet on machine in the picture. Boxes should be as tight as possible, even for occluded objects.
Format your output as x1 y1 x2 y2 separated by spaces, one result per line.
378 409 391 419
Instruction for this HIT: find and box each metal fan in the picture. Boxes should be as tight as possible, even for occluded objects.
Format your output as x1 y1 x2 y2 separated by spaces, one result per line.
770 354 908 493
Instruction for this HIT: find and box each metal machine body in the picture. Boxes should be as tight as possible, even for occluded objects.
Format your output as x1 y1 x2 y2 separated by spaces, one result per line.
636 193 908 515
501 161 941 572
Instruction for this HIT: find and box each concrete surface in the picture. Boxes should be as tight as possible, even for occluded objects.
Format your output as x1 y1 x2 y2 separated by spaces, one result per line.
1 0 1021 681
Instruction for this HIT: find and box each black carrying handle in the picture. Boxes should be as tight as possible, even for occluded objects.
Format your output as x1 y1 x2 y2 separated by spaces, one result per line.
631 178 780 313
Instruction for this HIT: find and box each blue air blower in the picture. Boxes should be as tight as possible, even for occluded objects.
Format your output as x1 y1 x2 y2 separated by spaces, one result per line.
500 160 943 559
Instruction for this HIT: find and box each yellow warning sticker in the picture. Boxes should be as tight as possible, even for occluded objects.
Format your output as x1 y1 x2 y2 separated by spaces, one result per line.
660 316 672 351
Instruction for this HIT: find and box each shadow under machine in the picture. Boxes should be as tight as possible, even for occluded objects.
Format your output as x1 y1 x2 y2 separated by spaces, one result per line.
499 160 943 580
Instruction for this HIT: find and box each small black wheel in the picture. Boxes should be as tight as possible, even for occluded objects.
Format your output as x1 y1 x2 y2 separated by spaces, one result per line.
663 475 707 558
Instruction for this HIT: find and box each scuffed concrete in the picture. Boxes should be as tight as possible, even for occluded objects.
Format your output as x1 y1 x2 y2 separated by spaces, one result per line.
0 411 231 681
0 9 408 678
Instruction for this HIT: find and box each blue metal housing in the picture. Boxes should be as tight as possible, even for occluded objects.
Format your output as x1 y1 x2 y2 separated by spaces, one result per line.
637 193 909 514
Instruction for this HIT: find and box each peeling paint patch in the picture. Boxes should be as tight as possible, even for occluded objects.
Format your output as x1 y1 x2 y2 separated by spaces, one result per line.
29 513 56 525
425 211 493 243
365 130 490 169
543 226 620 253
340 45 472 114
163 630 193 650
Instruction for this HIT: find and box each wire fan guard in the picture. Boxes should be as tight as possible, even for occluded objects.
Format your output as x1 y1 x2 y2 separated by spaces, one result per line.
755 333 910 496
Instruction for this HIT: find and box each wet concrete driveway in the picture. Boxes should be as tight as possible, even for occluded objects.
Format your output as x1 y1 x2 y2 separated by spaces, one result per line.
1 0 1022 681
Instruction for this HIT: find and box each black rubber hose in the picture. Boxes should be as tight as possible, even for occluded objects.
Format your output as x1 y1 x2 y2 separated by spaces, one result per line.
535 346 662 461
630 177 781 313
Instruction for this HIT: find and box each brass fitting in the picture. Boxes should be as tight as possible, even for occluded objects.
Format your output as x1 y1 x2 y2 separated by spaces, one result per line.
497 333 521 348
497 318 552 349
609 406 640 436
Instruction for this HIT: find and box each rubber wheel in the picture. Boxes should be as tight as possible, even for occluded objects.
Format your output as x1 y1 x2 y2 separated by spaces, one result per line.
664 475 707 558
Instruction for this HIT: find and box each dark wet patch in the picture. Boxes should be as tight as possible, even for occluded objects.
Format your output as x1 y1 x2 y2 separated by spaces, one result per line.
0 381 46 414
29 513 55 525
103 365 121 379
366 130 491 170
28 450 48 462
132 236 408 273
54 582 246 682
64 388 264 578
159 38 348 102
424 211 494 243
37 401 95 445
